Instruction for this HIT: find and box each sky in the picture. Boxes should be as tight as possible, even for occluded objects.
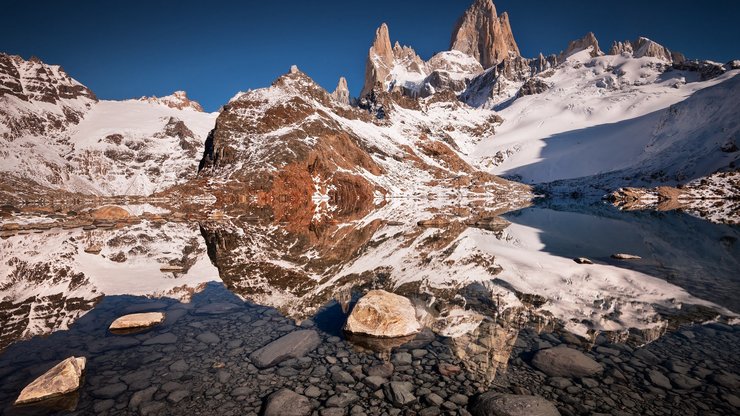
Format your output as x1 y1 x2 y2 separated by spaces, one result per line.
2 0 738 112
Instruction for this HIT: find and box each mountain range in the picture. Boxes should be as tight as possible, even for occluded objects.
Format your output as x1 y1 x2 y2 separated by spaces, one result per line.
1 0 738 207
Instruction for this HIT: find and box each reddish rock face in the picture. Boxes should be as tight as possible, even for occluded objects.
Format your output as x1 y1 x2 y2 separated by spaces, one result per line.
199 69 385 214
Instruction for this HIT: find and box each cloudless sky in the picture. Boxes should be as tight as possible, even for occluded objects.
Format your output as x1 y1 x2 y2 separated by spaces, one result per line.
2 0 738 111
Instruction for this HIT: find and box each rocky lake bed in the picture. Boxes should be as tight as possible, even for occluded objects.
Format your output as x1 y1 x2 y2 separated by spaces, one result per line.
1 281 739 416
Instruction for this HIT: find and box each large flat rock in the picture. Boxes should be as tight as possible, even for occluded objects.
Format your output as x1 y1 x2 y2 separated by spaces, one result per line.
249 330 320 369
15 356 86 405
109 312 165 330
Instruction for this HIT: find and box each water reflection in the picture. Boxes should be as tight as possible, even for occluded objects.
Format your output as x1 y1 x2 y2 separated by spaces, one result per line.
1 198 739 414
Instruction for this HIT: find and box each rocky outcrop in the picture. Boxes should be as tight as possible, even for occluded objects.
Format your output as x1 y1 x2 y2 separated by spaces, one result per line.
516 78 549 98
139 90 204 112
15 356 86 405
345 290 421 337
609 37 676 62
360 23 395 98
0 53 97 140
331 77 351 105
461 54 556 107
559 32 602 62
449 0 520 68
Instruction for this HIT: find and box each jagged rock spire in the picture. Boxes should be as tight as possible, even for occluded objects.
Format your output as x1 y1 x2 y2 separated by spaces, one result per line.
331 76 350 105
360 23 395 97
449 0 520 68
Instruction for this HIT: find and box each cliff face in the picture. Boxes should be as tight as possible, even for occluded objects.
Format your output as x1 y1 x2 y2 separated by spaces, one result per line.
449 0 520 68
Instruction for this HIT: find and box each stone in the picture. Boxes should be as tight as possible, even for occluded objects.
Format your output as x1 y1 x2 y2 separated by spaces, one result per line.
532 346 603 378
332 370 355 384
470 393 561 416
196 331 221 344
438 362 462 376
367 362 394 378
167 390 189 403
383 381 416 406
304 385 321 398
109 312 165 331
142 332 177 345
573 257 593 265
669 373 701 390
392 352 413 366
14 356 86 405
364 376 387 390
326 392 360 408
249 330 320 368
345 290 421 338
450 0 520 68
647 370 672 389
263 389 312 416
129 386 157 410
610 253 642 260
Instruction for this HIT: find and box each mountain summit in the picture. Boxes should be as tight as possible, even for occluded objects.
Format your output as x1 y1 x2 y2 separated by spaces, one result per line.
449 0 520 68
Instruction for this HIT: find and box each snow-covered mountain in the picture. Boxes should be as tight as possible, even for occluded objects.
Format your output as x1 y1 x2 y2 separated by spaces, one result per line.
1 0 738 205
0 53 217 198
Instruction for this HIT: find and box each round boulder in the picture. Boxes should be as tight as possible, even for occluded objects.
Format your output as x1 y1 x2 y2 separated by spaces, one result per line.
532 346 603 378
344 290 421 338
470 392 560 416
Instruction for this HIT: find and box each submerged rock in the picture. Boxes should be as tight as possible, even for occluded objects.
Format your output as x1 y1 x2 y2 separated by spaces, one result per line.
249 330 320 368
263 388 312 416
383 381 416 406
531 346 603 377
344 290 421 338
109 312 165 331
15 356 86 405
470 392 560 416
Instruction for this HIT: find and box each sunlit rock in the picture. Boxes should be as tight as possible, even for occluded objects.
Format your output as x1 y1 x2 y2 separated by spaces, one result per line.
345 290 421 338
15 356 86 405
109 312 165 331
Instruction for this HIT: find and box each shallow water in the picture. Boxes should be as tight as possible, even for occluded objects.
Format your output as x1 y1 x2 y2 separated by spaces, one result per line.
0 200 738 415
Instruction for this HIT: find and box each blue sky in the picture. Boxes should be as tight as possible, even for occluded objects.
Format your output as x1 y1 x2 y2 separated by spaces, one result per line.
2 0 738 111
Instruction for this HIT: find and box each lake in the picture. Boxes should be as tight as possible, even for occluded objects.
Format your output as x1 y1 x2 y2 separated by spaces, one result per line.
0 199 738 415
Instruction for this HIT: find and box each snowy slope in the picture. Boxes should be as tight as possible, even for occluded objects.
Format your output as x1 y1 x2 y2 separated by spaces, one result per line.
1 99 217 196
470 50 739 186
0 219 220 350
